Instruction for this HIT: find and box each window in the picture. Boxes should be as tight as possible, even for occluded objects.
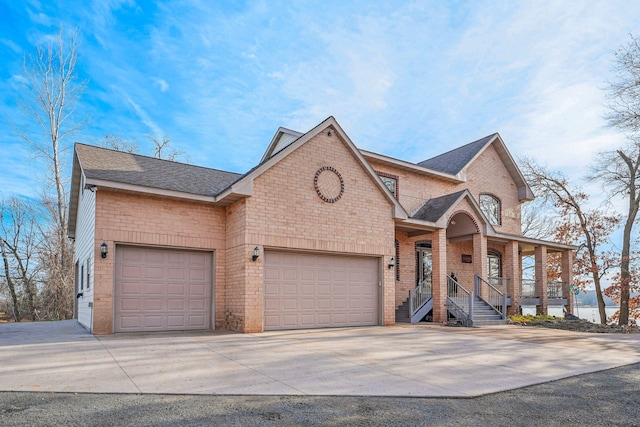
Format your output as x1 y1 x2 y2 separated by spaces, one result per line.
377 172 398 198
480 194 501 225
80 263 84 290
487 250 502 278
86 257 91 289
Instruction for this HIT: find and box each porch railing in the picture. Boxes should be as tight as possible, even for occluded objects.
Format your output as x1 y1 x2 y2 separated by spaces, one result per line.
547 281 565 298
487 276 509 294
475 275 507 320
521 279 538 298
409 278 432 317
447 276 473 325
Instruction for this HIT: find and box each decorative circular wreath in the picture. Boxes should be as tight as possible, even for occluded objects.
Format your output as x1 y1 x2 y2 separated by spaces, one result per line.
314 166 344 203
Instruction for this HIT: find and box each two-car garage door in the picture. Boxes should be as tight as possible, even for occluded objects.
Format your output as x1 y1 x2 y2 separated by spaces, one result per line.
114 246 212 333
264 251 379 330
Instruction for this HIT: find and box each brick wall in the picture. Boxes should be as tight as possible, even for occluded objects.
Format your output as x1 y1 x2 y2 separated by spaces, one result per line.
243 129 396 329
92 191 226 334
461 144 522 234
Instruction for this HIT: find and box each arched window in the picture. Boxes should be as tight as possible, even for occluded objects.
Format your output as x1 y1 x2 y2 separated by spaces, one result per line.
487 249 502 279
480 194 501 225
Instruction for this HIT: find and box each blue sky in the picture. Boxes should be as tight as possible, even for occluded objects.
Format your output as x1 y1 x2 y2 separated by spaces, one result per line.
1 0 640 200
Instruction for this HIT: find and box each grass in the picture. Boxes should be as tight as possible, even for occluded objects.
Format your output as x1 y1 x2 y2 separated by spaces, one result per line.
508 314 558 323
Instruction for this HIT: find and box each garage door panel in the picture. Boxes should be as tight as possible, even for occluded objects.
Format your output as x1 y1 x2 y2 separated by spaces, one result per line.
121 266 142 280
188 299 205 310
145 298 164 311
168 298 185 310
189 315 206 328
115 246 212 332
282 268 298 281
119 298 140 311
146 283 164 295
264 251 378 331
120 282 142 295
167 315 186 327
144 315 163 328
189 269 206 281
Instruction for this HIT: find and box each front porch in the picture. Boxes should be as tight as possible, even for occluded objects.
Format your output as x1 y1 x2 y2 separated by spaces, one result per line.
394 213 575 327
396 275 573 326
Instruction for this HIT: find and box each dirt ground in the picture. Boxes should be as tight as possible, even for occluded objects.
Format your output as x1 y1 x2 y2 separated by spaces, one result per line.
509 316 640 334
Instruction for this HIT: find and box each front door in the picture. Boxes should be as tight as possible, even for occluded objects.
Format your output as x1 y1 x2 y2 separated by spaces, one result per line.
487 251 502 290
417 245 432 293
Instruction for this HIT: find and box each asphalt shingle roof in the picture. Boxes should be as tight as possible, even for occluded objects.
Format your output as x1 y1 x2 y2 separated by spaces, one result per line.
417 134 497 175
75 144 242 197
411 190 467 222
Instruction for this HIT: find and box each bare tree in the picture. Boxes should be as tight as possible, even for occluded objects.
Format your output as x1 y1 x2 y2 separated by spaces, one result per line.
521 158 620 324
600 34 640 325
521 198 558 240
606 34 640 136
13 27 85 320
99 135 139 153
148 133 187 162
0 198 41 321
589 141 640 325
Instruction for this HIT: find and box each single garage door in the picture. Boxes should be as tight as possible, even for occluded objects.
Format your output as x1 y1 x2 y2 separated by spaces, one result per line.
114 246 213 332
264 251 379 330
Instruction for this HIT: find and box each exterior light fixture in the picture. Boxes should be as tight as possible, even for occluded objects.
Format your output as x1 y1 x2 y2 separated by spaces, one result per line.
388 257 395 269
100 242 108 259
252 246 260 262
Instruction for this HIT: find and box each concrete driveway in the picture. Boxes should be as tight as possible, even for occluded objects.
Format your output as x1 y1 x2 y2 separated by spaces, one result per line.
1 320 639 397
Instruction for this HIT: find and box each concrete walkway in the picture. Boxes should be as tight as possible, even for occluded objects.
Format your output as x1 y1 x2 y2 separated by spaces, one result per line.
1 320 639 397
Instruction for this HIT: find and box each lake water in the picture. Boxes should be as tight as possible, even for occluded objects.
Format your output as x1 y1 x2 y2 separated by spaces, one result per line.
521 305 620 323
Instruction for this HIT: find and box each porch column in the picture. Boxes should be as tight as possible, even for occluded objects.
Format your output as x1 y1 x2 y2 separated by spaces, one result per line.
535 245 548 315
472 233 487 297
505 241 520 315
431 228 448 323
561 250 574 315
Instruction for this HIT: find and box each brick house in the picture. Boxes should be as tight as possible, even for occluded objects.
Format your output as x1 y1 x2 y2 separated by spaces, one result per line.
68 116 574 334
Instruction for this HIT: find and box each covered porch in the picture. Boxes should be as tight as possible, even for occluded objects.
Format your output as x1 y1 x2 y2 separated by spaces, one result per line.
394 212 576 326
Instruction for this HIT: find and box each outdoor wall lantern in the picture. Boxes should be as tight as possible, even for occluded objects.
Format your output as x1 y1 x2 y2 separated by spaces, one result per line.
100 242 108 259
252 246 260 262
388 257 395 269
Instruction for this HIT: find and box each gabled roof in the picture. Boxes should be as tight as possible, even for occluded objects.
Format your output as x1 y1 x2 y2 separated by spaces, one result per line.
409 189 495 231
224 116 408 220
68 145 243 238
411 190 467 223
419 133 534 201
260 127 303 163
75 144 241 197
418 134 496 175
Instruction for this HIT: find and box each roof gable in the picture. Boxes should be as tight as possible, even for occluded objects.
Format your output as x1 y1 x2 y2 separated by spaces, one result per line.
419 133 533 201
225 116 408 220
410 189 495 231
260 127 304 163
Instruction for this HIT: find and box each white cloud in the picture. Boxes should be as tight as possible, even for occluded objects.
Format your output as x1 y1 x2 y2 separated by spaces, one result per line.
152 78 169 92
126 96 163 136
